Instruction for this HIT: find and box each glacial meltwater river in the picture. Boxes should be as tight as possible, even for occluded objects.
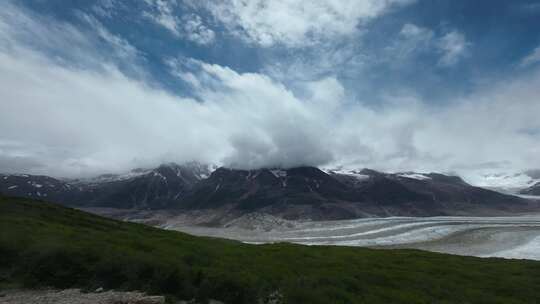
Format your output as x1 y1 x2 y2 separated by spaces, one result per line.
167 215 540 260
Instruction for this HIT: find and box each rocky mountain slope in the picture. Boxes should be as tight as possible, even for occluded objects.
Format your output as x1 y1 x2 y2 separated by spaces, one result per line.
0 173 78 203
1 164 537 220
179 167 535 220
0 162 212 209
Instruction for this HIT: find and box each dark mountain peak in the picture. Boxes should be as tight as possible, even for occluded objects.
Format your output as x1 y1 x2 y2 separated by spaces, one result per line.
181 166 353 212
212 166 338 186
210 167 249 180
424 173 467 185
285 166 332 180
96 173 117 179
208 167 283 187
358 168 385 177
155 162 188 179
284 167 348 192
253 169 283 185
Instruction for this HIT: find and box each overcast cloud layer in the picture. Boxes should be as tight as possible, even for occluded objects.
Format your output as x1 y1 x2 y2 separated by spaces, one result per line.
1 1 539 177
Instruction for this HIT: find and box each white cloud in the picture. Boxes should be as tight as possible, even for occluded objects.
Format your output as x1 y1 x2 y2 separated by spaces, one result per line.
436 30 468 66
143 0 180 35
0 3 94 64
0 1 145 73
399 23 434 43
400 23 426 38
92 0 121 18
263 41 368 85
201 0 414 47
388 23 435 59
1 2 540 178
520 46 540 67
79 13 141 62
143 0 215 45
183 14 215 45
387 24 469 67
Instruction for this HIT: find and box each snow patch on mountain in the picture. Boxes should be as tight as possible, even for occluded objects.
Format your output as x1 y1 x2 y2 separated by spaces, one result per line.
270 169 287 178
71 169 151 185
323 168 370 181
397 173 432 180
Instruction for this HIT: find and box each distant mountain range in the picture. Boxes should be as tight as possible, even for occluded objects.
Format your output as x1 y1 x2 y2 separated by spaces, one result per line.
521 182 540 196
1 163 539 221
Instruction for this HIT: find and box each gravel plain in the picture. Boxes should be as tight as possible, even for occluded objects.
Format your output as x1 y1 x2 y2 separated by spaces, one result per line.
166 214 540 260
0 289 164 304
83 207 540 261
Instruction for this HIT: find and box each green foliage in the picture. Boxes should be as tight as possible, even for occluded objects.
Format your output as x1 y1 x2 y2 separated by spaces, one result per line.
1 195 540 303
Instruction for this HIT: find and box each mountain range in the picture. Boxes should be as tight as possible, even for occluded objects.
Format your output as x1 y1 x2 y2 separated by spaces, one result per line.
0 162 212 209
1 162 539 222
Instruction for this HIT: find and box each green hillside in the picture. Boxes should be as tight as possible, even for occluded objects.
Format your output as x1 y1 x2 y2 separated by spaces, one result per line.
1 195 540 304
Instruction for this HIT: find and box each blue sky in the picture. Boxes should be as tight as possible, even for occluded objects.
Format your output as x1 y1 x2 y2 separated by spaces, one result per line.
1 0 540 177
20 0 540 101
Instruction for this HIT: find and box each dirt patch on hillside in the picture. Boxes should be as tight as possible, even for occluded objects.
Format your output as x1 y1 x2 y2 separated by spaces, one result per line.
0 289 165 304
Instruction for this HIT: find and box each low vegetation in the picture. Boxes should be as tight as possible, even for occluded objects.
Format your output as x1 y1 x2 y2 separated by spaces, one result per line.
1 195 540 303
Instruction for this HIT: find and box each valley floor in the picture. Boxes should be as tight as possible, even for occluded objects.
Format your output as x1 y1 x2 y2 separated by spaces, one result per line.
84 208 540 261
171 215 540 260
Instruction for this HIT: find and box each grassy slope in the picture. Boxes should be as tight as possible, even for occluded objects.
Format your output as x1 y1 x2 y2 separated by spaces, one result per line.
1 196 540 304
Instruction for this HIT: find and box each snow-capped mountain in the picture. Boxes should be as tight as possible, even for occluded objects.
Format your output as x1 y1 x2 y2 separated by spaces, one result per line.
70 161 214 186
459 170 540 193
0 173 77 202
0 162 215 209
180 166 535 221
71 162 216 209
1 165 538 221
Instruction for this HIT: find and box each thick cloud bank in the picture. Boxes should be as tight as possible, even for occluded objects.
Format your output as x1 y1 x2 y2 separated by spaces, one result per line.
0 2 539 177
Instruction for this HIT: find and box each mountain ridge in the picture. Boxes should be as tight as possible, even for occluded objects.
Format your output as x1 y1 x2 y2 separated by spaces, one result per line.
1 163 538 221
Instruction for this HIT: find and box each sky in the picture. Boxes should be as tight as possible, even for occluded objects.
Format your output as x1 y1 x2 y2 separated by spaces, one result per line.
0 0 540 177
